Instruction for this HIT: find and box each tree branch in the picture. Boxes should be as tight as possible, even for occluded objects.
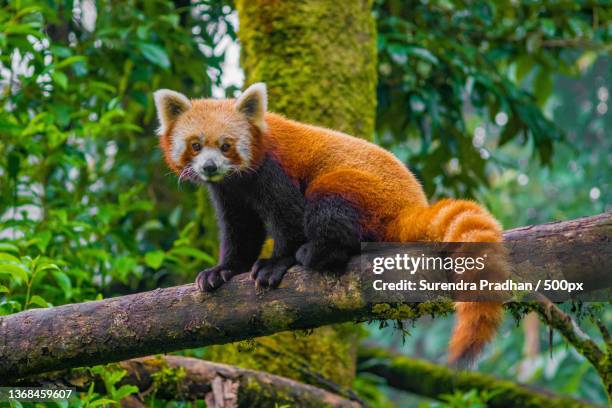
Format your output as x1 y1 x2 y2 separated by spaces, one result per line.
357 347 600 408
518 296 611 402
19 355 360 407
541 38 611 50
1 212 610 380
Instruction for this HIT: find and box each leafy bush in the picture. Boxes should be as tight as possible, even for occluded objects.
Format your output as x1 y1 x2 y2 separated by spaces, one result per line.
375 0 610 198
0 0 233 311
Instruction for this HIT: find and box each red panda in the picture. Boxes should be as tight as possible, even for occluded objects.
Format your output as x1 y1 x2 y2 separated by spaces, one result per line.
154 83 505 364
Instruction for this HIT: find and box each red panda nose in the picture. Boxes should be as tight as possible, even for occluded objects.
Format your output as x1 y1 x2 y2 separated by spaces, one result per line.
202 160 218 176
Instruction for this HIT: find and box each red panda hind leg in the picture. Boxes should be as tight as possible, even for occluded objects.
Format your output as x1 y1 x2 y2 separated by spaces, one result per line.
296 194 363 271
298 169 388 271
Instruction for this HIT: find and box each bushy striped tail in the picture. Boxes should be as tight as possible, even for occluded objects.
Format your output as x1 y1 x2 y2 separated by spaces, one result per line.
392 199 507 364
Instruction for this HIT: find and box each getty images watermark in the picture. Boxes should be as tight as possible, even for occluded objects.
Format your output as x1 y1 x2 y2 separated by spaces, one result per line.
359 242 610 302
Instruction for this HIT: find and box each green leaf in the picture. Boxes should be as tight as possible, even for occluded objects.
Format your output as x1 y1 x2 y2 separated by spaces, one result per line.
28 295 49 308
54 55 86 70
540 18 556 37
138 43 170 69
51 71 68 89
405 46 439 65
52 271 72 298
0 264 29 283
144 250 165 269
0 244 19 254
0 284 9 293
88 399 117 408
33 230 52 252
534 68 553 107
7 152 20 179
50 44 73 58
0 253 21 263
51 104 72 128
35 262 61 274
515 55 533 83
113 384 139 400
169 247 215 263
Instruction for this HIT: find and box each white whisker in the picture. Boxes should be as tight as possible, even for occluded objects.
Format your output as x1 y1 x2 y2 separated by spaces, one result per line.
177 166 192 190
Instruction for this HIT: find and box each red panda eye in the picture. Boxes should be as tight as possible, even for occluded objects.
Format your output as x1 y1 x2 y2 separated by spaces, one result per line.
191 142 202 152
220 143 231 153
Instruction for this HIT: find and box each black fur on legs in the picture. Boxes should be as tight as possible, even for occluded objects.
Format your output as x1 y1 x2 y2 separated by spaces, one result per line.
251 256 296 288
195 196 266 292
195 154 306 292
296 195 363 271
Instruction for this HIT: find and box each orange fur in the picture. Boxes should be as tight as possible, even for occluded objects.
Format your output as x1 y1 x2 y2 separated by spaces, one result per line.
388 199 506 363
158 98 505 363
264 113 428 236
159 100 263 173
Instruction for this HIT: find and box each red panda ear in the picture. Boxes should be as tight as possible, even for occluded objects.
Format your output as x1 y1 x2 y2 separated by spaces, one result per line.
153 89 191 135
235 82 267 131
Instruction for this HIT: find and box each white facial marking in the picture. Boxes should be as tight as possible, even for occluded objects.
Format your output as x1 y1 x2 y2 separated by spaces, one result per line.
171 136 186 164
192 148 232 181
236 137 251 163
166 103 257 173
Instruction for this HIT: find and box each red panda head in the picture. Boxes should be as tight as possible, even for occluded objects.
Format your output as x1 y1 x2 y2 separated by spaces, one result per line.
153 83 267 182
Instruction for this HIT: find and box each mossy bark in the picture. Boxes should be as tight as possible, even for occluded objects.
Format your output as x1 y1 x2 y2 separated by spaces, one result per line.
236 0 377 139
205 0 377 388
358 347 599 408
20 356 360 407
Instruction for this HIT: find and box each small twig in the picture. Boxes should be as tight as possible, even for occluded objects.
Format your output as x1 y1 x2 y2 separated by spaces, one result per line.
591 316 611 352
518 294 611 403
523 294 607 388
541 38 607 50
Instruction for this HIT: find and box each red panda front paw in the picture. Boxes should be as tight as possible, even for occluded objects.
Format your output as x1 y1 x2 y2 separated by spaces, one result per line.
250 256 295 289
296 242 350 271
196 265 240 292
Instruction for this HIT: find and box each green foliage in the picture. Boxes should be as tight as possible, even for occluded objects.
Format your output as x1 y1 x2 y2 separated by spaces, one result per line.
0 0 232 404
0 0 232 307
484 58 610 227
425 389 502 408
352 374 395 408
89 365 139 406
375 0 610 198
364 3 610 403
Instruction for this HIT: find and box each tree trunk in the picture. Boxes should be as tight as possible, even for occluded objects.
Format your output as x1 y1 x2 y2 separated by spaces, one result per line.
1 212 609 380
236 0 377 139
205 0 378 387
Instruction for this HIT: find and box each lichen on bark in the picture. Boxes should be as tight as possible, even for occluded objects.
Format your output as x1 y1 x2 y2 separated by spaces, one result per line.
371 301 454 321
206 0 377 387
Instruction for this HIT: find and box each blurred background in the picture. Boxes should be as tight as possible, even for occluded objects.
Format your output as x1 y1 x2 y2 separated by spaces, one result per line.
0 0 610 406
